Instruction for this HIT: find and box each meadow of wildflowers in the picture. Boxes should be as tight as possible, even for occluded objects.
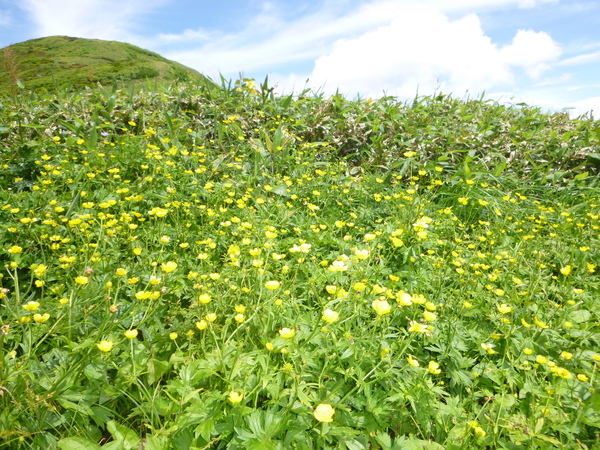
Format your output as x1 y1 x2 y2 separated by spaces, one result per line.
0 78 599 448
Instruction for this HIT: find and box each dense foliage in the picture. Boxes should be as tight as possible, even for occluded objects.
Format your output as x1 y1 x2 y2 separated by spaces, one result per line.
1 78 599 449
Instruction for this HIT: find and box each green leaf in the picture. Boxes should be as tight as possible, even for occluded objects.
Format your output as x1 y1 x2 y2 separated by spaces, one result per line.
57 437 102 450
142 435 170 450
574 171 589 181
107 420 141 450
570 310 591 323
395 437 445 449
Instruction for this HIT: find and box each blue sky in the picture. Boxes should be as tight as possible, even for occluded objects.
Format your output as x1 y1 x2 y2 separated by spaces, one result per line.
1 0 599 116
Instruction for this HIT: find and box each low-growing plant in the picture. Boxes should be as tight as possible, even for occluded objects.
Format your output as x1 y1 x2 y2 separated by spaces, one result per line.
0 78 598 449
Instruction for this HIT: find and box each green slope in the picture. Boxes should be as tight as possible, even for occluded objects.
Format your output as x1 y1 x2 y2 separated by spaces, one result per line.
0 35 210 92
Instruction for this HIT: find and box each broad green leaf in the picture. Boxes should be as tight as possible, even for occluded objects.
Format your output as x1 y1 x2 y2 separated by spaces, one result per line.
571 310 591 323
57 437 102 450
107 420 141 450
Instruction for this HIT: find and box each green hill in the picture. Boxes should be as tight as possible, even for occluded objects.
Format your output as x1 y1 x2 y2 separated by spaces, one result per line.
0 35 209 92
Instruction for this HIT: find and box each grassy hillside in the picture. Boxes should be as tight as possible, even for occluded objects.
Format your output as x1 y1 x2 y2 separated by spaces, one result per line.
0 78 599 449
0 36 209 92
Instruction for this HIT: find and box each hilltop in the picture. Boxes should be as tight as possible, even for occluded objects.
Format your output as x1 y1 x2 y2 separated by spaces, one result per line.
0 35 209 92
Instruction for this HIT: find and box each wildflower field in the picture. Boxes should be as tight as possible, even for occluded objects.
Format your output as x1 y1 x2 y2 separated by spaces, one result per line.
1 79 599 449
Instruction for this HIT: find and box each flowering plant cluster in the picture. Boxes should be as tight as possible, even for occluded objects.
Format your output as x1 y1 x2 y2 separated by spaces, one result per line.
0 79 598 448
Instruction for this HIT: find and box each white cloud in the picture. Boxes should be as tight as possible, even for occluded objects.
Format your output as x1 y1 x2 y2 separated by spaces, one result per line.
19 0 166 44
562 96 600 118
559 50 600 66
305 5 561 98
500 29 561 79
516 0 558 8
153 1 564 101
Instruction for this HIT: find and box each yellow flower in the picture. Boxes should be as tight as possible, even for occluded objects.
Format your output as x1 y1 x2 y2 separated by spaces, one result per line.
407 355 419 367
324 285 337 295
22 301 40 311
423 310 437 322
234 314 245 323
124 329 138 339
494 289 505 296
8 245 23 254
161 261 178 273
328 260 348 272
205 313 217 322
560 265 572 276
133 248 142 255
552 367 572 379
265 342 274 351
33 313 50 323
536 355 548 364
396 291 413 306
372 299 391 316
390 237 404 247
523 347 533 355
169 332 178 340
196 320 208 330
313 403 335 423
467 421 486 438
235 304 246 313
497 303 512 314
265 280 280 290
198 293 212 304
228 391 244 404
279 327 296 338
408 320 430 334
481 343 496 354
428 361 441 374
322 308 339 323
97 340 114 352
412 294 426 304
116 268 127 276
534 316 549 329
33 264 47 277
354 249 370 260
577 374 589 382
352 281 367 292
75 276 89 285
560 351 573 360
